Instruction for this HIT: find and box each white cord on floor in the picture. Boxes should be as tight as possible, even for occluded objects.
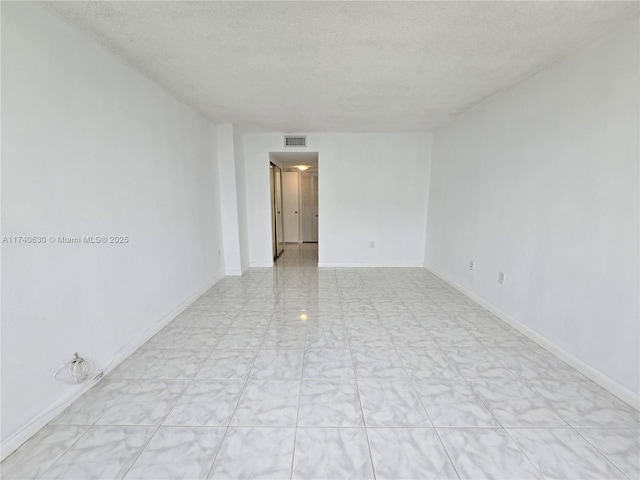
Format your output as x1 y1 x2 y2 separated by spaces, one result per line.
53 352 96 384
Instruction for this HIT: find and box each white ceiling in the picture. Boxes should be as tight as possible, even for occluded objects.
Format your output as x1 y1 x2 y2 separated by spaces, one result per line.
44 1 639 133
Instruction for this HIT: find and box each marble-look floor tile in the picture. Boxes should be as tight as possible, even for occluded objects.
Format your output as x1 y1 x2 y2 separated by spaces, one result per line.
471 380 567 427
578 429 640 479
165 331 223 351
141 328 190 350
428 327 477 346
188 326 232 337
528 381 640 428
374 304 413 317
367 428 458 480
495 351 587 382
438 338 487 354
230 380 300 426
141 349 210 379
250 349 304 380
415 313 459 329
216 330 265 350
0 425 87 480
379 317 423 331
11 247 638 480
108 349 164 379
453 310 500 324
260 332 307 350
188 317 235 330
302 349 355 380
397 349 462 381
163 380 244 426
414 380 499 427
386 327 438 349
51 379 133 426
481 337 538 351
96 380 188 425
292 428 374 480
171 316 208 329
298 381 364 426
438 427 542 479
346 326 394 349
207 427 295 479
39 426 156 480
358 380 432 427
346 319 385 329
348 336 396 349
508 428 627 479
351 349 409 380
196 350 257 380
305 327 349 349
446 350 517 382
344 316 383 328
124 426 224 480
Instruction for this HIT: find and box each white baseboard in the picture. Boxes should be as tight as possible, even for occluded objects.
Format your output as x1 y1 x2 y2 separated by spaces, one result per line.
318 262 424 268
0 271 226 461
425 265 640 412
250 262 274 268
226 264 251 276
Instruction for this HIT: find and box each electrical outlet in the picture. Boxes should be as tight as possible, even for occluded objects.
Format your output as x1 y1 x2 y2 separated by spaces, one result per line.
370 241 375 248
498 272 506 285
469 260 475 271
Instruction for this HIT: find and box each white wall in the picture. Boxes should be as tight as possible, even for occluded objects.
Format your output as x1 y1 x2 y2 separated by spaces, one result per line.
425 17 639 402
233 127 250 272
1 2 225 454
243 133 432 267
217 124 243 275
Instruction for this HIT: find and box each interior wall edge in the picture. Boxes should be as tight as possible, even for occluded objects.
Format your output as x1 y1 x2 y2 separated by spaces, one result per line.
0 270 226 461
424 264 640 412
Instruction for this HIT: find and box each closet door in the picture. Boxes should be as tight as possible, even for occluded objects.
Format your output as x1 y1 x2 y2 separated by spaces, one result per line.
270 164 285 258
301 173 318 242
282 171 300 243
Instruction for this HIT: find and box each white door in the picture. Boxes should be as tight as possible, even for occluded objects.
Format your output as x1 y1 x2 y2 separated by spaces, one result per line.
301 173 318 242
282 171 300 243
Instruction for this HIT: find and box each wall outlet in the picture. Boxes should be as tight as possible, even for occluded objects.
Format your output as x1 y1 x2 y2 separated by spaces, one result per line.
498 272 506 285
469 260 475 271
369 241 375 248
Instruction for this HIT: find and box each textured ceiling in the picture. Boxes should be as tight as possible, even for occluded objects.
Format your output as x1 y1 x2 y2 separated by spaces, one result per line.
43 1 639 133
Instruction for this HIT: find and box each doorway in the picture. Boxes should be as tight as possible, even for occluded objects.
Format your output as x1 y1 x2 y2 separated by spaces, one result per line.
270 163 284 260
282 171 300 243
269 152 319 260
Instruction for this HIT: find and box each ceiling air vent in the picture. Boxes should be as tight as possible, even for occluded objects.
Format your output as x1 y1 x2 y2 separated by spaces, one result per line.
284 136 307 147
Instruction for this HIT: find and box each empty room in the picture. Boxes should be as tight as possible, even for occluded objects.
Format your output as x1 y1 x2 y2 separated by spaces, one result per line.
1 1 638 479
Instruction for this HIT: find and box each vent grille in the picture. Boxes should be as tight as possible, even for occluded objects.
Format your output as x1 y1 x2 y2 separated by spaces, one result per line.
284 136 307 147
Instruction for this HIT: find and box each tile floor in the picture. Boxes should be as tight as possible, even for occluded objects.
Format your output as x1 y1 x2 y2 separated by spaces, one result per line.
2 244 639 480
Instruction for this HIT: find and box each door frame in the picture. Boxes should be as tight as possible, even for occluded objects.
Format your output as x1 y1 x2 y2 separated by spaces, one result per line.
301 171 319 243
270 163 285 259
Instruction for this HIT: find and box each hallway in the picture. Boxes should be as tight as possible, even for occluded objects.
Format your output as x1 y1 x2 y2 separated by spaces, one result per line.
2 244 638 479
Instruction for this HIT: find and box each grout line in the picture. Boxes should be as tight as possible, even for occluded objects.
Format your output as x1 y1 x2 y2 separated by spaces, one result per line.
290 271 309 480
342 282 377 480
